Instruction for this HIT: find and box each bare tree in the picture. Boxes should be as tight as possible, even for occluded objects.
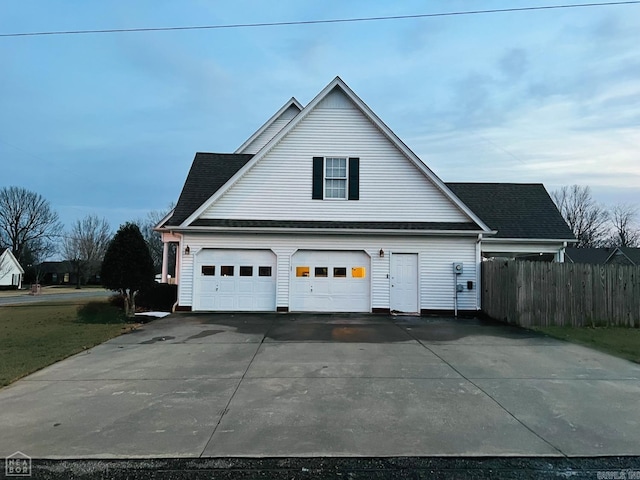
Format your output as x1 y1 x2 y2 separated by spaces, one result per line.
551 185 609 248
62 215 112 288
135 203 175 274
0 186 62 265
606 204 640 247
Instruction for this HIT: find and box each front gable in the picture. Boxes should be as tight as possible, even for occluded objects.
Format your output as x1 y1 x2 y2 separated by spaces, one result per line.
191 79 485 227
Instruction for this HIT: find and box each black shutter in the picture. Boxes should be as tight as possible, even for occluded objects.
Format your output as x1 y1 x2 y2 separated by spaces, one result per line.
348 157 359 200
312 157 324 199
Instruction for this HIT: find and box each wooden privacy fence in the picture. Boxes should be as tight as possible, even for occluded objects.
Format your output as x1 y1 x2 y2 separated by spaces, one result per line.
481 260 640 327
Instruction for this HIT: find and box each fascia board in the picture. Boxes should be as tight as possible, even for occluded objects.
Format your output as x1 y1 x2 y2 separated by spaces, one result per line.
234 97 303 154
153 208 176 231
169 226 488 236
482 237 577 244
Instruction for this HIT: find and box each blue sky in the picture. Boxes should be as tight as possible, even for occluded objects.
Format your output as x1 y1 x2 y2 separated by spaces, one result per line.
1 0 639 232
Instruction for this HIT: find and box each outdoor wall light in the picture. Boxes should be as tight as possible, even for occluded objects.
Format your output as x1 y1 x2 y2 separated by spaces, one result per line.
184 245 190 255
379 249 384 258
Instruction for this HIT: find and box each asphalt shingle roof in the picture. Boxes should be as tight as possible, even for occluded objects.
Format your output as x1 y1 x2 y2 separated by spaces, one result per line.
564 247 613 264
166 153 254 226
446 183 575 240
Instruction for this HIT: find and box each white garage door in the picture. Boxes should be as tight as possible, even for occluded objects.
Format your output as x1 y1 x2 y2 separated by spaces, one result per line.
193 249 276 311
291 250 371 312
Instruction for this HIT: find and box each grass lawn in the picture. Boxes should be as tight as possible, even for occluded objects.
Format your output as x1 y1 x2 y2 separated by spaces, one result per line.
0 298 134 387
535 326 640 364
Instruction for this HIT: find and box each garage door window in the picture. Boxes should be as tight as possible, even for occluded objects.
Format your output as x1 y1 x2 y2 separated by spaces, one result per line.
333 267 347 278
221 266 234 276
296 266 310 277
240 266 253 276
315 267 328 277
259 266 272 277
201 265 215 276
352 267 366 278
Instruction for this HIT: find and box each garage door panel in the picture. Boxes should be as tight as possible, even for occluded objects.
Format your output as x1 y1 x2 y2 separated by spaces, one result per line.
194 249 276 311
291 250 370 312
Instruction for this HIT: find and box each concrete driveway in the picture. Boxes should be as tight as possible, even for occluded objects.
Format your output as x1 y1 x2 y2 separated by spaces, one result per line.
1 313 639 459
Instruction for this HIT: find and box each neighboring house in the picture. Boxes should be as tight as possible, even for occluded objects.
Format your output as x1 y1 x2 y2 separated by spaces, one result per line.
0 248 24 289
565 247 640 266
565 248 613 265
156 77 574 314
37 261 73 285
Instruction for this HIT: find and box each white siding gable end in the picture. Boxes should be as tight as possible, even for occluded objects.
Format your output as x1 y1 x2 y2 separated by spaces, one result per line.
184 77 491 230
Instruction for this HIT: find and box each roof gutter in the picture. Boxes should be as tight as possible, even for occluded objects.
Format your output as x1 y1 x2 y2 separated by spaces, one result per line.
162 226 496 237
482 237 578 244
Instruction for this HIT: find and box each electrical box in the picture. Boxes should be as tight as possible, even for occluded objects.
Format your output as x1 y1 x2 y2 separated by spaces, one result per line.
456 284 464 293
453 262 463 275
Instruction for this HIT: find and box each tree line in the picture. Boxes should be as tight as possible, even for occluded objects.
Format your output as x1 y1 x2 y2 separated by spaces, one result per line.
551 185 640 248
0 185 173 287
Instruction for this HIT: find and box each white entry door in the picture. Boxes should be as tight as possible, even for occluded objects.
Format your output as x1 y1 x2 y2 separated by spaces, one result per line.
291 250 370 312
193 249 276 311
390 253 419 313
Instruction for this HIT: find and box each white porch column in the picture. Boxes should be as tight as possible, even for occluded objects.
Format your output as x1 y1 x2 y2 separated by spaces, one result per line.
161 242 169 283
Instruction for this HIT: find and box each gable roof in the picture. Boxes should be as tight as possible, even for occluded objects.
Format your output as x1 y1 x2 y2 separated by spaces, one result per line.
606 246 640 265
180 76 491 232
166 153 253 226
235 97 303 154
0 248 25 274
446 183 575 240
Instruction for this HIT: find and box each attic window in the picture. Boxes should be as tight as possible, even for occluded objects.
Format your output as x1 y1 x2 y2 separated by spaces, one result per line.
325 157 347 199
312 157 359 200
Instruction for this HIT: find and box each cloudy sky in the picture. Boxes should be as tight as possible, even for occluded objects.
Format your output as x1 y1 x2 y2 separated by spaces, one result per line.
1 0 639 232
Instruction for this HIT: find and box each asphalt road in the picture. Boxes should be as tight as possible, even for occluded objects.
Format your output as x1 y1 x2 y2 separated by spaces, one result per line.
0 289 111 305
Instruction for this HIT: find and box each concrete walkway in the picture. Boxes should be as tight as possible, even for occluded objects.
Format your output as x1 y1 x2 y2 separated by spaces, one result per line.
1 313 639 459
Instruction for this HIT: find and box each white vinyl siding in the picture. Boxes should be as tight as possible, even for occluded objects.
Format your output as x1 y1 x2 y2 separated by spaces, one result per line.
177 232 478 312
238 105 300 155
201 92 469 223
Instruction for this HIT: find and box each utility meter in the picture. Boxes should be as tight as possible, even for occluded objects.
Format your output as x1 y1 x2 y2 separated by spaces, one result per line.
453 262 463 275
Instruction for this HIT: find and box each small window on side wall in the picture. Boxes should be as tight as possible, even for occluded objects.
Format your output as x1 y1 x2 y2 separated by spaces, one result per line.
202 265 215 276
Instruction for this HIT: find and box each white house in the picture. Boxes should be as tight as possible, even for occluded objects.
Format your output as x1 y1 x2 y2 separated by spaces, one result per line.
156 77 574 314
0 248 24 289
